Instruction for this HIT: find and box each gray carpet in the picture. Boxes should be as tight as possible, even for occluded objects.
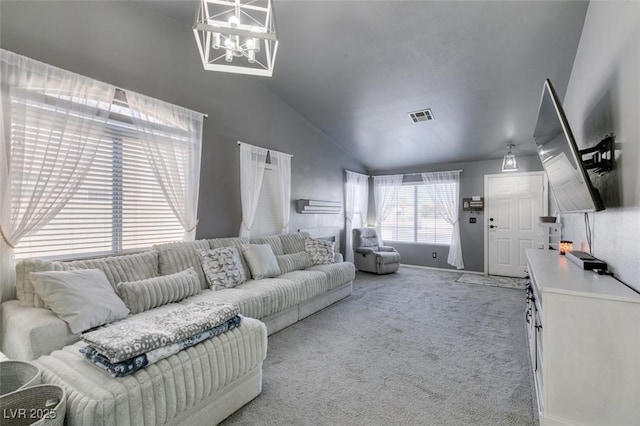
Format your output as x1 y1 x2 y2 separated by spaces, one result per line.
456 273 527 289
222 267 535 425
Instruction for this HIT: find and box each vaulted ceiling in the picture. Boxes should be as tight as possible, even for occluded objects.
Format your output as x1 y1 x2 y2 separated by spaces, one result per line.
136 0 589 171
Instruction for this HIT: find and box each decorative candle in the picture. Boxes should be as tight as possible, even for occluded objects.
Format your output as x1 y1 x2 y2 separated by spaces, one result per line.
559 240 573 255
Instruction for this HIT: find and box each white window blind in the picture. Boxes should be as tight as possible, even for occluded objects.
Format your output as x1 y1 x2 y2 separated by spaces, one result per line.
251 166 282 238
381 181 454 245
14 98 185 260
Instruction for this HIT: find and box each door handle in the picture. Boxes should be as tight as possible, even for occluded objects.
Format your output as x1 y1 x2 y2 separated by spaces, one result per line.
490 225 496 229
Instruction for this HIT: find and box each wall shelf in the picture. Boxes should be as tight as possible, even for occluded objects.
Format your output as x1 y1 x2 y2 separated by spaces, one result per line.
296 199 341 214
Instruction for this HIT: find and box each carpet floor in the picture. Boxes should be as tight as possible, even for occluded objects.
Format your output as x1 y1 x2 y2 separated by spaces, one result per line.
222 267 536 426
456 273 527 289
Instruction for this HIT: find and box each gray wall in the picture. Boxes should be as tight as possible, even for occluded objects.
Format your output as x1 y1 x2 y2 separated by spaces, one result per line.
0 1 366 247
560 2 640 292
370 155 543 272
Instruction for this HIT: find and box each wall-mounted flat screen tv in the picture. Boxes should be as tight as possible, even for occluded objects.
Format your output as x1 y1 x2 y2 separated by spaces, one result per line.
533 79 605 213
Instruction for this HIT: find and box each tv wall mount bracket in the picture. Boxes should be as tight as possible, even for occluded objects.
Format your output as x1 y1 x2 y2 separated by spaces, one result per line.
580 134 614 176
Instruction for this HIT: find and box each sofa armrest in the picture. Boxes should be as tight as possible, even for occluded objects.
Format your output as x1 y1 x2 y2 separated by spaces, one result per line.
355 247 375 256
333 252 344 263
1 300 79 361
378 246 397 252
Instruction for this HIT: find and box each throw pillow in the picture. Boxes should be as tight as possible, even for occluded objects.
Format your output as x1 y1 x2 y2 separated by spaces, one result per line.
116 268 201 315
276 252 313 274
29 269 130 334
241 244 281 280
199 247 247 289
304 238 335 265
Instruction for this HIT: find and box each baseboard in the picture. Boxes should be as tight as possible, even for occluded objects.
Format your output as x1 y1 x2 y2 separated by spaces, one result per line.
400 264 484 275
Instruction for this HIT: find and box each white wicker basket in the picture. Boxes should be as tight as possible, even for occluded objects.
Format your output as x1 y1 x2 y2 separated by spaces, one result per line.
0 361 41 396
0 384 66 426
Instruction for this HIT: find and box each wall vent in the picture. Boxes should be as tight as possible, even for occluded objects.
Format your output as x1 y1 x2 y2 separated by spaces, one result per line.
408 109 434 123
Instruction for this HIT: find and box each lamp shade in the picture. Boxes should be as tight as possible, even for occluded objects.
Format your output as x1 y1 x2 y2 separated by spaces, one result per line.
501 144 518 172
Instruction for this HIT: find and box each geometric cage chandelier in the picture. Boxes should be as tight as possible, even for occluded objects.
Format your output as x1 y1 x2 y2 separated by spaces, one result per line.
193 0 279 77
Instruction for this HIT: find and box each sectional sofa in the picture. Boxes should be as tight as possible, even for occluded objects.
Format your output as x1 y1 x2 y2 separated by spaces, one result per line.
0 232 356 425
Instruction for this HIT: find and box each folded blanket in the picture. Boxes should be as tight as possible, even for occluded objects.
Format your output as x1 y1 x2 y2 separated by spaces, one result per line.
80 315 242 377
82 302 239 363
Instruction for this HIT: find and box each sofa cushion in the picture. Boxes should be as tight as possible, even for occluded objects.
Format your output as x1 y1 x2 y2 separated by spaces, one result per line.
199 247 247 289
277 270 329 301
153 240 210 290
30 269 130 334
276 252 313 274
279 232 310 254
242 244 281 280
304 238 335 265
236 278 302 317
180 289 265 319
117 268 201 315
307 262 356 291
250 235 284 255
16 251 159 309
208 236 251 278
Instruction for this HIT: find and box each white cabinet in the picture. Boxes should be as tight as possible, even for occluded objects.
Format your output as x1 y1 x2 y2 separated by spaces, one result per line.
526 249 640 426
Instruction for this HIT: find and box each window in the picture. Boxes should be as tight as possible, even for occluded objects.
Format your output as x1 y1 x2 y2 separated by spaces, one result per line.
14 97 186 260
251 165 282 237
380 181 454 245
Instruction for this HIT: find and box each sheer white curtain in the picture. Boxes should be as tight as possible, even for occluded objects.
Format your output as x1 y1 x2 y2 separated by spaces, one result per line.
422 170 464 269
345 170 369 262
239 143 268 238
126 91 204 241
269 150 292 234
373 174 403 244
0 49 114 300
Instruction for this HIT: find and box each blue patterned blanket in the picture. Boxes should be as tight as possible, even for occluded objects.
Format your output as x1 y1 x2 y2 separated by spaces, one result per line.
80 315 242 377
81 302 239 363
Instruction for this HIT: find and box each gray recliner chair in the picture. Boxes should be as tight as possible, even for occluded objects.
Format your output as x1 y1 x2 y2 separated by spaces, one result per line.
352 227 400 274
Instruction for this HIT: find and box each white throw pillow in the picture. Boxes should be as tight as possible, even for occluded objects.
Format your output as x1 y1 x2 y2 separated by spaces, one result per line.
30 269 130 334
199 247 247 289
241 244 281 280
117 267 201 314
304 238 335 265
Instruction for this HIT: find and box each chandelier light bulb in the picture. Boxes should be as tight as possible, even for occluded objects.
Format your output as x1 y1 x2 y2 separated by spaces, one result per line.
228 15 239 27
212 33 221 49
248 50 256 63
225 49 234 62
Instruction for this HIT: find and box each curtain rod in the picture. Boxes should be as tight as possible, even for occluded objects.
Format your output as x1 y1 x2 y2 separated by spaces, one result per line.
345 170 369 178
405 169 463 176
373 169 463 178
237 141 293 158
115 88 208 118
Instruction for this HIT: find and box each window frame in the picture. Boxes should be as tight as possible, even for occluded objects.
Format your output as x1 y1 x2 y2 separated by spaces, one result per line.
380 180 454 246
13 96 187 261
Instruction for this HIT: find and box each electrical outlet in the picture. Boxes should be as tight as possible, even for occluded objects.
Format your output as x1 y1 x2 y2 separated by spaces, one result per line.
432 252 437 258
469 217 477 224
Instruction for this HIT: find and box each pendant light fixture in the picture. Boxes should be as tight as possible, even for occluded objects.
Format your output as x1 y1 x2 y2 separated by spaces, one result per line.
193 0 278 77
502 144 518 172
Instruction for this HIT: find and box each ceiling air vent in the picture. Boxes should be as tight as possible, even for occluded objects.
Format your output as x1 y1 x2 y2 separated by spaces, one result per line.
408 109 434 123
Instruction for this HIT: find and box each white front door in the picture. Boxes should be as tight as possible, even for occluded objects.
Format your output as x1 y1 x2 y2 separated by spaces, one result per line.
484 172 548 277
